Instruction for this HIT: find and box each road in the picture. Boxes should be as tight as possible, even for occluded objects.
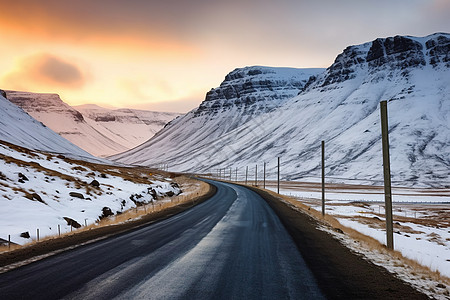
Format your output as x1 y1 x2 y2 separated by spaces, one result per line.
0 179 325 299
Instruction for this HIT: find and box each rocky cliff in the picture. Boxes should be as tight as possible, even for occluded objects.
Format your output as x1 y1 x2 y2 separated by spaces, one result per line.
113 33 450 187
195 66 323 118
0 91 92 158
111 66 324 165
6 92 179 157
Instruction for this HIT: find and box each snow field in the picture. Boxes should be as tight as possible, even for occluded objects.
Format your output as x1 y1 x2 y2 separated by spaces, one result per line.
266 185 449 279
0 142 182 246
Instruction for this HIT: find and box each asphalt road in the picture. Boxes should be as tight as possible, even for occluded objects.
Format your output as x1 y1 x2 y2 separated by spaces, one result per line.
0 180 325 300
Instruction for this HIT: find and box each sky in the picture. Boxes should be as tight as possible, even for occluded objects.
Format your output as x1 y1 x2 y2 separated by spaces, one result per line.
0 0 449 113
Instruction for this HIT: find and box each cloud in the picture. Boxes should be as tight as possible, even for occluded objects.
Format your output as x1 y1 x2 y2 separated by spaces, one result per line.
2 53 85 90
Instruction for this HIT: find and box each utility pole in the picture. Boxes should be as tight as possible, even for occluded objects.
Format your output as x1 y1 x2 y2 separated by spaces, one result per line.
235 167 238 182
321 141 325 216
277 157 280 194
245 166 248 185
380 100 394 249
255 165 258 186
263 162 266 189
230 167 232 181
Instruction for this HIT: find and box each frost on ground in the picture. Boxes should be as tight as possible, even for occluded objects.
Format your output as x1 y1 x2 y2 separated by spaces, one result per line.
0 140 183 246
264 181 449 298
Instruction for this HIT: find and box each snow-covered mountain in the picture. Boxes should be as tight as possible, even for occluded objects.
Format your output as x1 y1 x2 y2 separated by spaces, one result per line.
6 91 179 157
0 90 183 246
0 139 181 246
0 91 92 159
111 66 324 163
73 104 179 151
112 33 450 187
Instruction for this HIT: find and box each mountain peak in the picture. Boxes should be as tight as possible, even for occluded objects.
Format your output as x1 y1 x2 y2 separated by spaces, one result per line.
112 33 450 187
7 90 180 157
311 32 450 89
196 66 324 118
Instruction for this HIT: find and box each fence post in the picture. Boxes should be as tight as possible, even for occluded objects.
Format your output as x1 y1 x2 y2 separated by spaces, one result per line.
263 162 266 189
230 167 232 181
255 165 258 186
277 157 280 194
322 140 325 216
380 100 394 250
8 234 10 249
37 228 40 242
58 224 61 236
245 166 248 185
235 167 238 182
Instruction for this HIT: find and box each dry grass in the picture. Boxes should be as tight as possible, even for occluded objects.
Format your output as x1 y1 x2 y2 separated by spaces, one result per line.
95 177 209 227
247 185 450 289
0 176 210 254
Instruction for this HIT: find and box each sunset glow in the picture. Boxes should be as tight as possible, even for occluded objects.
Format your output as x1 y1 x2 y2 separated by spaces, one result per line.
0 0 449 112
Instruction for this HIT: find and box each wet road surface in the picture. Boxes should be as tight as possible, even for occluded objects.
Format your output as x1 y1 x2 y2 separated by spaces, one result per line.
0 180 324 299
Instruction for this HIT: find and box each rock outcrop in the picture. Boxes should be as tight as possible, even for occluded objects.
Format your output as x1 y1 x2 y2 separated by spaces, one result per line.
111 66 324 166
112 33 450 187
320 33 450 87
195 66 323 117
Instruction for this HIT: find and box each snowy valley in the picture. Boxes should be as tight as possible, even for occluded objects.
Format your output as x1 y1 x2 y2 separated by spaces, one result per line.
113 33 450 188
6 91 180 157
0 94 187 246
0 32 449 298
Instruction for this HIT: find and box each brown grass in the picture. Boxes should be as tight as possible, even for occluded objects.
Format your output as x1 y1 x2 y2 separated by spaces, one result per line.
0 176 210 255
242 184 450 287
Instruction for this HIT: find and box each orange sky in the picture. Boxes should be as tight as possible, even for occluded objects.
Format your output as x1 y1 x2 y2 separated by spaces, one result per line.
0 0 448 112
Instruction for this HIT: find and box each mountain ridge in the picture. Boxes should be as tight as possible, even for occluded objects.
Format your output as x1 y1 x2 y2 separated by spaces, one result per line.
0 91 93 159
112 33 450 187
6 91 180 157
111 66 324 164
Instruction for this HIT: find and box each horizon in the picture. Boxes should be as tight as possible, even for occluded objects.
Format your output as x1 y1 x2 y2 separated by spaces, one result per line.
0 0 449 113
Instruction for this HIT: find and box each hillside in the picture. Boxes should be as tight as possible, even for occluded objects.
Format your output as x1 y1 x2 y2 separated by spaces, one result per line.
73 104 180 151
6 92 179 157
111 66 324 164
0 91 92 159
112 33 450 187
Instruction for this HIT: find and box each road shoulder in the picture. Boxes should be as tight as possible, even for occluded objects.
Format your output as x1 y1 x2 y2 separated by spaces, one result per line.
0 181 217 271
245 186 428 300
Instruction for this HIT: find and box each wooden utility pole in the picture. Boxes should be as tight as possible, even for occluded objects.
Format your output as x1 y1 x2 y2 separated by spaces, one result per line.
245 166 248 185
255 165 258 186
230 167 232 181
235 167 238 182
321 141 325 216
277 157 280 194
380 100 394 249
263 162 266 189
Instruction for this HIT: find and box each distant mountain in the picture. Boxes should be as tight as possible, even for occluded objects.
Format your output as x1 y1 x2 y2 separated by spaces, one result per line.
6 91 180 157
112 33 450 187
73 104 180 151
0 91 92 158
111 66 324 163
0 91 183 246
0 129 181 246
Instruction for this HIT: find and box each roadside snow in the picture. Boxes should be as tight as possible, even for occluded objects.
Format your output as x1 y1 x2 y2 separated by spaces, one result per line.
0 142 181 246
266 185 450 279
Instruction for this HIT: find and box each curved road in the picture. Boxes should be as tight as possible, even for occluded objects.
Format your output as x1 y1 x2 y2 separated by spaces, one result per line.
0 180 324 299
